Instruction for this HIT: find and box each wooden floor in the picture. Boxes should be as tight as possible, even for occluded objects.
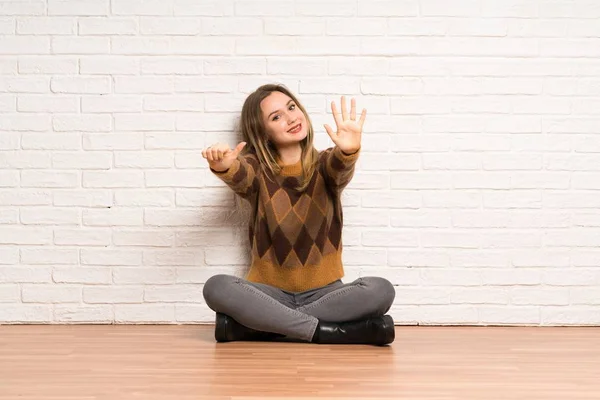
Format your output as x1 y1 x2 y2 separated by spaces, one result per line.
0 325 599 400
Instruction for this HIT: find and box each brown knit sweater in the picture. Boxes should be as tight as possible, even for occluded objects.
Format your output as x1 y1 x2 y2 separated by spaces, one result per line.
211 146 359 292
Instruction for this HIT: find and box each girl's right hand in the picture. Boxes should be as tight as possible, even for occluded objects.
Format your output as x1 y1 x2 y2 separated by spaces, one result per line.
202 142 247 172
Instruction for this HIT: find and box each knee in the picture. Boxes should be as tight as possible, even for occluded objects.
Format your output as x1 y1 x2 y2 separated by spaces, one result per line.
361 277 395 312
203 274 237 310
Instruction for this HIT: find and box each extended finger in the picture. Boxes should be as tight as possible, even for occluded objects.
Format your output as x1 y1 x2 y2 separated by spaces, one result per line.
341 96 348 121
358 108 367 130
232 141 247 157
324 124 335 141
350 98 356 120
331 101 342 129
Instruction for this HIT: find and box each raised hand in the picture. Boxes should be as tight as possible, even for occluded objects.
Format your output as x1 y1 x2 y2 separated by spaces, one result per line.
202 141 246 172
324 96 366 154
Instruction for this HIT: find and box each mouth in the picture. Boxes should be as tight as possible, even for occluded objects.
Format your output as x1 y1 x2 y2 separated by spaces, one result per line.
288 123 302 134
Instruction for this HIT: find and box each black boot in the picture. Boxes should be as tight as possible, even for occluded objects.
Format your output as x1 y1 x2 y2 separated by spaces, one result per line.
214 313 284 342
313 315 395 346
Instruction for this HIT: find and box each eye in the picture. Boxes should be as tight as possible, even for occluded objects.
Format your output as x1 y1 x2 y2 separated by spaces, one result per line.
273 115 280 121
289 104 296 110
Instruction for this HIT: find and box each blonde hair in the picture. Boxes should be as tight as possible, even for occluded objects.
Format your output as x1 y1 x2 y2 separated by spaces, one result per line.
229 84 320 244
239 83 319 192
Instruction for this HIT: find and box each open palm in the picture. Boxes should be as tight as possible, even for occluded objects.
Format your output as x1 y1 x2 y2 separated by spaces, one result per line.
324 96 366 154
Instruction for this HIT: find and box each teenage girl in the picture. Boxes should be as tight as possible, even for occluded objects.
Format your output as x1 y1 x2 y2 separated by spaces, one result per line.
201 84 395 345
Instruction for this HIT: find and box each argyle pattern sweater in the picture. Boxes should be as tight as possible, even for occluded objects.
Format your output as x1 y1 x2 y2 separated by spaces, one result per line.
212 146 359 292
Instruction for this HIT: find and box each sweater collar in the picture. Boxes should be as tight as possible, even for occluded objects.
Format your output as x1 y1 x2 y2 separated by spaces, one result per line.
278 158 303 176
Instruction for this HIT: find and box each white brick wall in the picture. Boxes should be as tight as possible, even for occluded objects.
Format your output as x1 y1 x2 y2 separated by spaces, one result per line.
1 0 600 326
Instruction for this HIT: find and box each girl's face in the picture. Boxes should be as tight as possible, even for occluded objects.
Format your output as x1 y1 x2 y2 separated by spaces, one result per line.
260 91 308 148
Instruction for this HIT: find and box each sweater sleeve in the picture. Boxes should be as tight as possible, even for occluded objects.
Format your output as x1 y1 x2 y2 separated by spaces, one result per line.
320 146 360 192
210 153 259 200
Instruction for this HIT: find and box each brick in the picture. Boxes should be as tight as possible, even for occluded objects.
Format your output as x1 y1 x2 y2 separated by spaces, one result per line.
144 209 205 226
422 0 479 16
83 171 144 188
0 305 51 323
114 152 173 168
2 77 50 93
48 0 109 16
0 17 14 34
144 285 203 302
141 17 201 35
0 190 52 206
0 171 18 187
204 17 262 35
0 285 19 303
204 247 248 265
0 95 16 112
112 267 176 284
176 304 215 322
479 307 540 325
80 57 139 75
52 37 110 54
511 287 569 306
53 114 112 132
0 1 46 15
17 17 75 34
21 171 79 188
83 133 143 150
20 207 79 225
0 210 18 225
115 77 173 93
265 58 325 76
142 57 204 75
0 37 49 54
265 19 324 36
115 304 175 323
54 190 112 207
84 286 144 303
143 95 204 112
0 267 51 283
82 96 141 113
21 248 79 265
78 17 137 35
144 250 204 266
542 307 600 325
83 208 143 226
111 37 171 55
342 248 387 266
113 231 174 247
174 0 233 16
447 18 507 36
54 305 113 323
114 114 175 131
174 229 238 247
329 57 387 76
81 249 142 266
18 95 78 113
362 230 419 247
54 229 111 246
51 77 111 94
53 267 111 284
114 190 173 207
343 209 389 227
297 0 357 16
112 0 173 16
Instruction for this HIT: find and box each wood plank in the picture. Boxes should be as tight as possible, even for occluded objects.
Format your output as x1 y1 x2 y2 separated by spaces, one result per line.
0 325 598 399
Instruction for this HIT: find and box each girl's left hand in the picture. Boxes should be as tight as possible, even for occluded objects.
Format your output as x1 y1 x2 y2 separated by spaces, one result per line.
324 96 366 155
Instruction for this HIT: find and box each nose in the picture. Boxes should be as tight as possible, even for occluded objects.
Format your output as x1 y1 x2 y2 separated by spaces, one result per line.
287 113 297 124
